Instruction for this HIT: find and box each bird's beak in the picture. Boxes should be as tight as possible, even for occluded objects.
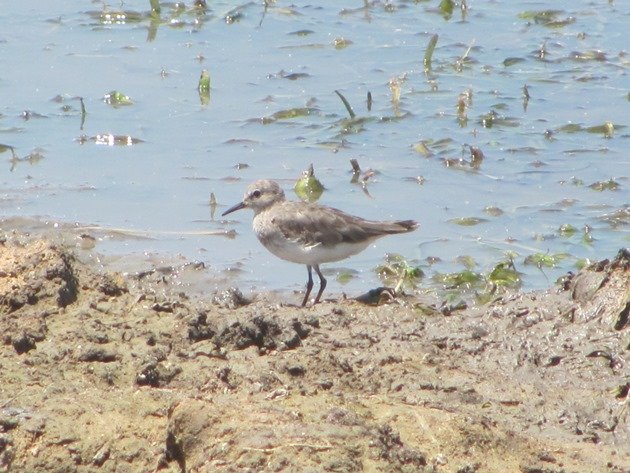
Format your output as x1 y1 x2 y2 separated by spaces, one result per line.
222 201 246 216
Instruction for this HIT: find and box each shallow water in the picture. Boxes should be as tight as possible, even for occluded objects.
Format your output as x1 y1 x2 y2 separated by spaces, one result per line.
0 1 628 298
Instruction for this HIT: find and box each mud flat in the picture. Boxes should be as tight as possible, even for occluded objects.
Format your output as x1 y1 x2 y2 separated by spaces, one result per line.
0 234 628 472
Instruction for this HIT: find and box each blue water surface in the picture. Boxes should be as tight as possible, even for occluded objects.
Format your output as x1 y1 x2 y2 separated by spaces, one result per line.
0 1 628 298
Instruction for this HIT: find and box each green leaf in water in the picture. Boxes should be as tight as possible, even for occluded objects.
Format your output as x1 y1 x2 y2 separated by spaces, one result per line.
336 271 354 285
412 141 432 157
198 69 211 106
424 34 438 71
589 179 619 191
294 164 324 203
198 69 211 92
335 90 356 119
517 10 574 28
449 217 488 226
333 37 353 50
518 10 562 21
439 0 455 19
149 0 161 15
103 91 133 106
570 50 606 61
524 252 568 268
503 57 525 67
488 261 521 288
376 253 423 292
558 224 577 237
575 258 591 270
586 121 615 138
0 144 17 159
261 107 316 124
209 192 217 219
435 269 483 288
582 226 595 245
455 255 476 270
557 123 584 133
480 110 497 128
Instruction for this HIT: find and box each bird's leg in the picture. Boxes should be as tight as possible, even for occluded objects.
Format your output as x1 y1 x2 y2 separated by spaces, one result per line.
301 265 314 307
313 264 327 304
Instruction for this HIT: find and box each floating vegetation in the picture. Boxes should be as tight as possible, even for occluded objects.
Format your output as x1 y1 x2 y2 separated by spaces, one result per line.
456 89 472 126
389 77 402 107
438 0 455 20
209 192 217 220
524 252 569 268
558 224 578 237
8 148 45 172
331 91 375 136
423 34 438 72
555 122 622 138
442 145 485 171
467 145 485 167
349 159 375 197
375 254 423 293
557 123 584 133
334 270 354 285
149 0 161 15
599 206 630 228
484 206 504 217
434 269 483 289
294 164 324 203
333 37 353 50
582 225 595 245
335 90 355 119
570 50 606 61
268 70 310 81
79 97 87 130
198 70 211 106
260 107 317 124
455 255 476 270
96 9 144 25
518 10 575 28
522 84 530 111
0 144 17 160
103 91 133 107
448 217 488 226
453 40 475 72
77 134 144 146
503 57 526 67
586 122 615 138
86 1 209 41
224 4 245 24
478 110 520 128
588 179 619 192
289 29 315 36
488 260 521 289
557 176 582 187
412 141 432 157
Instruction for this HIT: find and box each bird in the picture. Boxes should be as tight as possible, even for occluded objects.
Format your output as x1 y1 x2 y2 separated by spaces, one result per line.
222 179 418 307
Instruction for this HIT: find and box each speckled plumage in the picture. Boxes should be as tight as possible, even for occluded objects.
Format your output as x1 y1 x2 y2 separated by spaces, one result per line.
223 180 417 306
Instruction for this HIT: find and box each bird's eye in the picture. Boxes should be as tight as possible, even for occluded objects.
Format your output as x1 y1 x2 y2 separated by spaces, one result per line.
251 190 261 199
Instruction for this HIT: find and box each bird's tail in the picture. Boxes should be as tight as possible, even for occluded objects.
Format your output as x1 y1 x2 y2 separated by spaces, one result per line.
394 220 418 232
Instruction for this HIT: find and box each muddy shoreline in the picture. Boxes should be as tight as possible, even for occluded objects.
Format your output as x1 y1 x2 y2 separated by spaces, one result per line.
0 234 628 472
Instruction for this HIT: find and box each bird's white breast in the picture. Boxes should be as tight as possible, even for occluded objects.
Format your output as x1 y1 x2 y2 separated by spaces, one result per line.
253 214 372 265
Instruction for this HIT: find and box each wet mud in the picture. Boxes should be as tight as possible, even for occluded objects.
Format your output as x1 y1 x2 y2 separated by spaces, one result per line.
0 235 628 472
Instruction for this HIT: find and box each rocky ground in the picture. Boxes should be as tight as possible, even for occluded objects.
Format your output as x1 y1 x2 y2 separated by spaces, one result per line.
0 234 628 473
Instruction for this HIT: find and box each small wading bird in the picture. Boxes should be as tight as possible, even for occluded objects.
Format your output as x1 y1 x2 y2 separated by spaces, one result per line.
222 180 418 307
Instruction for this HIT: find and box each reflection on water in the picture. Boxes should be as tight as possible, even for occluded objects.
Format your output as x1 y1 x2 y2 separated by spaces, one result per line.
0 1 627 298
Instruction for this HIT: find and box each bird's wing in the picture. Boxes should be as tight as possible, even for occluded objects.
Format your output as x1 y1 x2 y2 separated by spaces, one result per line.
271 202 413 248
